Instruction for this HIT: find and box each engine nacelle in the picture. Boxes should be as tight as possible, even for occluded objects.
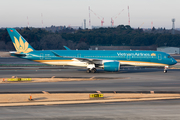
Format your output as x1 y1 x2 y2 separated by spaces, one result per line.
103 61 120 72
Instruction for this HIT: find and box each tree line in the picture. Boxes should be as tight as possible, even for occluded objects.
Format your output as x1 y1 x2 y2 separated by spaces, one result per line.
0 25 180 51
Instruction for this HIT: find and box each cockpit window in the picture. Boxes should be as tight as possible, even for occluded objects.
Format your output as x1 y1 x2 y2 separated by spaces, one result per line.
168 55 172 58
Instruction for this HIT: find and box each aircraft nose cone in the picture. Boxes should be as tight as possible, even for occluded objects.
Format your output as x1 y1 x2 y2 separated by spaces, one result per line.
173 59 177 65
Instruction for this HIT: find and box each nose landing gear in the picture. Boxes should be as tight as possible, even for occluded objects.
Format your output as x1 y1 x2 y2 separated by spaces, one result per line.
164 69 167 73
164 66 169 73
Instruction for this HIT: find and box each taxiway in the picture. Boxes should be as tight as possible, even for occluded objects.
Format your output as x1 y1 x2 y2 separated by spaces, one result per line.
0 68 180 92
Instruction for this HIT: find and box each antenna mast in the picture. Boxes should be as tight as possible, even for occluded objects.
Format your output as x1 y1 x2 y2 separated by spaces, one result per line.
128 6 130 26
89 6 91 28
27 16 29 28
151 21 153 29
172 18 175 34
41 13 44 28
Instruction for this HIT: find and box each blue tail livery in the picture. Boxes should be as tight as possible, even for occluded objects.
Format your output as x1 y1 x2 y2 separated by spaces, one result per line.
7 28 34 54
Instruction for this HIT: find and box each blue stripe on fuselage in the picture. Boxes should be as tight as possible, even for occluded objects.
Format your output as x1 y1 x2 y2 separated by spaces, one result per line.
19 50 177 66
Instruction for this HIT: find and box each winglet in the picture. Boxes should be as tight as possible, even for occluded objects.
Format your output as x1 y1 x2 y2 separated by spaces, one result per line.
64 46 71 50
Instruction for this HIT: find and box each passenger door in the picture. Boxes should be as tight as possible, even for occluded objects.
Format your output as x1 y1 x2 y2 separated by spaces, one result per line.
77 54 81 58
127 54 131 60
40 53 44 60
158 54 162 60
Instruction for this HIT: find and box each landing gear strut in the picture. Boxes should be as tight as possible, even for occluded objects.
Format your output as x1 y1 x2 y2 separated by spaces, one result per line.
91 68 97 73
164 70 167 73
164 66 168 73
86 68 97 73
87 68 91 73
87 64 96 73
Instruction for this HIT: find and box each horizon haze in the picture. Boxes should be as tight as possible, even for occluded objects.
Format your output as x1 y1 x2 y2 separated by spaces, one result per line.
1 0 180 29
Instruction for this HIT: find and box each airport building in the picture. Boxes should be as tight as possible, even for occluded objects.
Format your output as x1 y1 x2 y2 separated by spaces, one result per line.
90 45 156 50
157 47 180 54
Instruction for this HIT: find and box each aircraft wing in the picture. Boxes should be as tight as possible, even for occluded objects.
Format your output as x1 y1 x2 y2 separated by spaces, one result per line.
73 58 102 63
51 51 102 63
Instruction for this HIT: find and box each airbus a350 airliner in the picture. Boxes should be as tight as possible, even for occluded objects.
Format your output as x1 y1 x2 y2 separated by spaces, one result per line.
7 28 177 73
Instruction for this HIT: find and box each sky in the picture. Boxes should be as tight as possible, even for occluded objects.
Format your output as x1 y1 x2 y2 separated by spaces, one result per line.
1 0 180 29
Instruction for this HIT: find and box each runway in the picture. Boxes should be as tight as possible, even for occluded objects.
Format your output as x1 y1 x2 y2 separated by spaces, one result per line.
1 100 180 120
0 67 180 92
1 58 180 119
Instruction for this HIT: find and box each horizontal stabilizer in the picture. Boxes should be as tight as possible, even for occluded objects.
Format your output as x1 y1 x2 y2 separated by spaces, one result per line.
10 53 26 57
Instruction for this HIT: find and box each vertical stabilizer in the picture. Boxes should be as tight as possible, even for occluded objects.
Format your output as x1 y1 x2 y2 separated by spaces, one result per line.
7 28 34 53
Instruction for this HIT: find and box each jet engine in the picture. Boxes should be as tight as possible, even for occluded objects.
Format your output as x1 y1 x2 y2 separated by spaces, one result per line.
103 61 120 72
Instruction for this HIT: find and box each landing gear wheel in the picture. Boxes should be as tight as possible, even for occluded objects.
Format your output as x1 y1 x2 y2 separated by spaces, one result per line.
164 70 167 73
87 68 91 73
91 68 97 73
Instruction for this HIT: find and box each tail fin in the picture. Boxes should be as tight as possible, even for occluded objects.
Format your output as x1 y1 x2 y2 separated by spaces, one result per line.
7 28 34 53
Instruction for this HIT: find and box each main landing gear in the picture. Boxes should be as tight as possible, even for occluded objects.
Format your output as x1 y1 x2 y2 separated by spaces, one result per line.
164 66 168 73
87 64 97 73
87 68 97 73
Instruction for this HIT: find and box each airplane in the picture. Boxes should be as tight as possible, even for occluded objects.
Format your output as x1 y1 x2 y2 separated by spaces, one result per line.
7 28 177 73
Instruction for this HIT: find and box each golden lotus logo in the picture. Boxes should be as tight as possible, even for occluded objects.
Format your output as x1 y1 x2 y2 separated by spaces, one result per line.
151 53 156 56
13 36 33 53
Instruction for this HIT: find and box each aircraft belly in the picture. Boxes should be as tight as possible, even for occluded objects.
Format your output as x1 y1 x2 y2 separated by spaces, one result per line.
33 60 71 66
120 61 166 67
67 61 87 67
42 62 69 65
36 60 87 67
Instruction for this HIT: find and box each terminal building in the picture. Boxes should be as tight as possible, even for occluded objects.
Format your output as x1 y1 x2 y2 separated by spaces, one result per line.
157 47 180 54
